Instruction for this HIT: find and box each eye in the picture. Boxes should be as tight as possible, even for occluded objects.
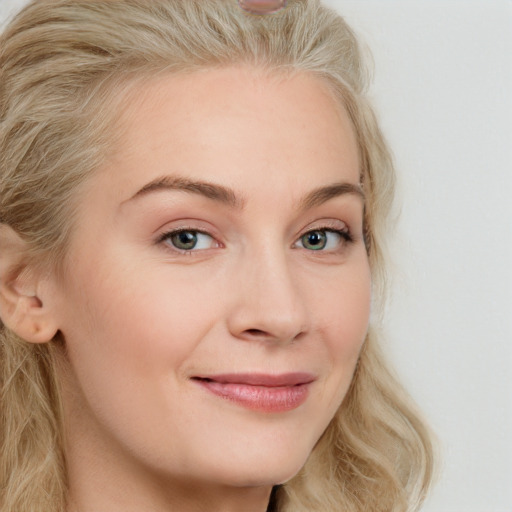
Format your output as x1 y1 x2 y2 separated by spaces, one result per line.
160 230 216 252
295 229 351 251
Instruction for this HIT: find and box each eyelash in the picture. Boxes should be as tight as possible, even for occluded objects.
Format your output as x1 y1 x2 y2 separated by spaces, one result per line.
156 228 218 255
156 226 354 255
295 227 354 251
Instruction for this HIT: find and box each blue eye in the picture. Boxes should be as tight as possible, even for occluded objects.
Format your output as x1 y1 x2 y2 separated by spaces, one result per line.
162 230 216 251
296 229 351 251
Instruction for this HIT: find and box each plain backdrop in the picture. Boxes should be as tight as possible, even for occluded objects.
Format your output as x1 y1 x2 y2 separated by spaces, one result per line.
1 1 511 511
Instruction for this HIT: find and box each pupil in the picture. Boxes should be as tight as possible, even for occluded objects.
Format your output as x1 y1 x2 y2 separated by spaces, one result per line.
173 231 197 249
304 231 326 250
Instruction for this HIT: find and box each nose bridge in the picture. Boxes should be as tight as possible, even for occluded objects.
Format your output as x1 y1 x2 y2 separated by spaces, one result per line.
228 240 308 342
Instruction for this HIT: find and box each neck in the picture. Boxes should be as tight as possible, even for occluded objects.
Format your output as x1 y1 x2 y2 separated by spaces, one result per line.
66 482 272 512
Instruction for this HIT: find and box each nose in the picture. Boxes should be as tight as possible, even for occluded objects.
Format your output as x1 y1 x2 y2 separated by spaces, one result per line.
226 248 309 344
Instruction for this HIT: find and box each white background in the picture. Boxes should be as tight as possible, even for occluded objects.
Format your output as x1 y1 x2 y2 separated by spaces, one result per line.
323 2 512 512
1 1 511 511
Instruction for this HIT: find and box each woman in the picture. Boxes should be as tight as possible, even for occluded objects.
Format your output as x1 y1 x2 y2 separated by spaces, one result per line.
0 1 435 511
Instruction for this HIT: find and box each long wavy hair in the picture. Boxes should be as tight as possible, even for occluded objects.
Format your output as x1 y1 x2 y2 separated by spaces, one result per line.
0 1 436 511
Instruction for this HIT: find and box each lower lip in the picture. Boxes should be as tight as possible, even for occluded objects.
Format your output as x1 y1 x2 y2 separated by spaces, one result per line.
195 380 310 413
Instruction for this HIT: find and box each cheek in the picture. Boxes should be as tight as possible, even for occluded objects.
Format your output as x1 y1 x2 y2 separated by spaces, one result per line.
314 261 371 384
60 259 224 383
55 264 224 449
317 264 371 340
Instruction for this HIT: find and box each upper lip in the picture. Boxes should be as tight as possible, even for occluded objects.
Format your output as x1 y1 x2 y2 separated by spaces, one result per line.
192 372 316 387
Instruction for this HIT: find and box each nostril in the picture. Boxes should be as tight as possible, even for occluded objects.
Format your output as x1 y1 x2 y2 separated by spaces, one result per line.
245 329 267 337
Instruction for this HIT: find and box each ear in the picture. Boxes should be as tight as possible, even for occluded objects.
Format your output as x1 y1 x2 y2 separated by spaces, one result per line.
0 224 59 343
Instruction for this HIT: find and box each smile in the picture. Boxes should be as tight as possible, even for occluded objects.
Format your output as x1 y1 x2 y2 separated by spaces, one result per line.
192 373 316 413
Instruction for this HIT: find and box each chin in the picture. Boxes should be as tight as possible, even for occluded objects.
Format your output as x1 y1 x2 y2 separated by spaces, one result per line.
205 446 312 488
214 468 302 489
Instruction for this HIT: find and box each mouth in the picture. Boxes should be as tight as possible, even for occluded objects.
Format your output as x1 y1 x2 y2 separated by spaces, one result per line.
191 372 315 413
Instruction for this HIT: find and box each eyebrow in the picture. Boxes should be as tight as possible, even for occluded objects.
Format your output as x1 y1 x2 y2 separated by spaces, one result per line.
127 174 365 210
299 182 365 210
129 175 245 209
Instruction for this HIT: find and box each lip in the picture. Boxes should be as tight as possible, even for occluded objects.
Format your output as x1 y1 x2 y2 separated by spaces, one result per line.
192 372 315 413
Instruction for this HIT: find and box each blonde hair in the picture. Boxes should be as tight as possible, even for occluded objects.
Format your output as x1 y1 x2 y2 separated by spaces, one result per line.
0 1 435 511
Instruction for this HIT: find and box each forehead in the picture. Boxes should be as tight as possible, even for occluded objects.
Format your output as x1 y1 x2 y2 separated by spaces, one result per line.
99 65 360 200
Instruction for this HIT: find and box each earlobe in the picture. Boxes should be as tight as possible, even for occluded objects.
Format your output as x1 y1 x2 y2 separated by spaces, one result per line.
0 225 59 344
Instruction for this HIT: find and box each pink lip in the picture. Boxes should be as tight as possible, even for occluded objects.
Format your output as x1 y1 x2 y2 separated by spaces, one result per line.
192 372 315 413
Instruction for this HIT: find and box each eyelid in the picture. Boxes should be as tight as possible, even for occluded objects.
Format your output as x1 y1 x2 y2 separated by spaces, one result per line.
154 218 355 255
156 225 222 255
156 226 212 243
294 227 351 247
296 218 349 236
293 219 354 251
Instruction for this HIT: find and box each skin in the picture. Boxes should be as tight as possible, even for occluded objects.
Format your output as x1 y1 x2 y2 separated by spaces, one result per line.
238 0 287 15
43 66 371 512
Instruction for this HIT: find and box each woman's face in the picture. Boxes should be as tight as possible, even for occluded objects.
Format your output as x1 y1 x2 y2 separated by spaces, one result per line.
51 66 371 493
